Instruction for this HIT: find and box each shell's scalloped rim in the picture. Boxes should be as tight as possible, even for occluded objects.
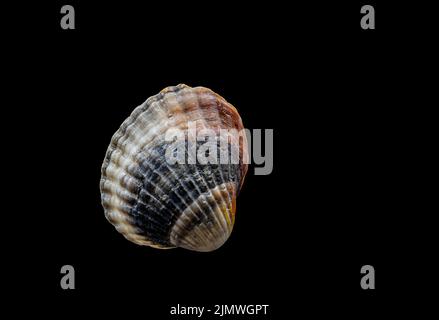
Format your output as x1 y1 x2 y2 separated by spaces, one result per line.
159 83 191 94
159 84 240 115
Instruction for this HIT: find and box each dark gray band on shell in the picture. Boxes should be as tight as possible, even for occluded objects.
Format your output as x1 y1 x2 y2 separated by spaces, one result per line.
129 140 241 247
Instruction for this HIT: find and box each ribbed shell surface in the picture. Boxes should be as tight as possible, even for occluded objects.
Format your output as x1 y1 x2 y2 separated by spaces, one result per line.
100 84 248 252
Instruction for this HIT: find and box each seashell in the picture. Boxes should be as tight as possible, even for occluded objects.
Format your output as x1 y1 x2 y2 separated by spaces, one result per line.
100 84 248 252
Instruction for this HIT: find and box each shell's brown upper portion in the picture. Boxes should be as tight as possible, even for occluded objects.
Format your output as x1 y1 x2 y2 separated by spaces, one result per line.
100 84 248 252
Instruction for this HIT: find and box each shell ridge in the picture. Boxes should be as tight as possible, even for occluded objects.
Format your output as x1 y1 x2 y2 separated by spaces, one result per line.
156 91 228 242
188 89 232 232
170 183 234 251
101 97 156 178
209 92 235 224
101 96 187 233
175 88 230 235
171 202 218 248
132 154 205 245
102 152 189 247
137 151 202 220
101 172 174 242
151 91 224 242
106 93 171 176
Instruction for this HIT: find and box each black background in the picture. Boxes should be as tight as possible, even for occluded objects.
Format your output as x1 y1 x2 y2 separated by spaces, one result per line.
8 0 436 318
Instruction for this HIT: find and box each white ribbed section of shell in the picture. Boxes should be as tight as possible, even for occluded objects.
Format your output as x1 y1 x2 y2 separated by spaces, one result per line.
101 93 176 249
170 182 236 252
